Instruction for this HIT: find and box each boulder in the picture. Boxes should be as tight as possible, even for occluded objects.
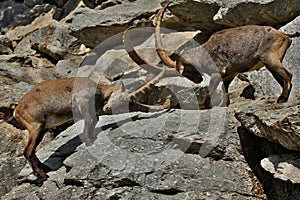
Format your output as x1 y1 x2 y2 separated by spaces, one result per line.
0 81 33 107
2 109 265 199
212 0 300 28
0 2 28 34
235 98 300 151
165 0 300 32
261 154 300 184
0 3 58 34
0 55 57 84
11 22 89 62
237 123 300 200
0 120 27 196
66 0 300 48
68 0 162 48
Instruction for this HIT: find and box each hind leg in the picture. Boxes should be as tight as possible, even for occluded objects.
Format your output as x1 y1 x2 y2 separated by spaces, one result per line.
261 56 292 103
83 115 98 146
24 123 49 179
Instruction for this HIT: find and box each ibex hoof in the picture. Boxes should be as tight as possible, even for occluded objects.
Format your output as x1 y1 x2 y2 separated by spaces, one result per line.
85 139 95 147
277 96 288 103
35 171 49 180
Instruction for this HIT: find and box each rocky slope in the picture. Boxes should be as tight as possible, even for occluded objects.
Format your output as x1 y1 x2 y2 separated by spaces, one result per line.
0 0 299 199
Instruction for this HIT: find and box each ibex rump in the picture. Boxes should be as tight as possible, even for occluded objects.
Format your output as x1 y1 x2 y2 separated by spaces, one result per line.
0 67 169 179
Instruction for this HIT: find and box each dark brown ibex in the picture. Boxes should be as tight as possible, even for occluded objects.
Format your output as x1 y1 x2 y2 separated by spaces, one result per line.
125 1 299 105
0 68 169 179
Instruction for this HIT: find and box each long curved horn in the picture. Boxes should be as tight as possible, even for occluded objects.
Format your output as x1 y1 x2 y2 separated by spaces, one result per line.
129 65 171 110
123 27 178 76
134 99 171 110
129 65 166 100
155 1 177 69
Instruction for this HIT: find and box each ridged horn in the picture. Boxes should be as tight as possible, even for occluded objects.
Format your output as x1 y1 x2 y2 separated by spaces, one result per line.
129 65 171 110
155 1 177 69
123 27 178 76
129 65 166 100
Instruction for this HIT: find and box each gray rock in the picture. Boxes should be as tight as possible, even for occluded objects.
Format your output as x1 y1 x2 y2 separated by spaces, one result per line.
0 62 26 81
0 36 12 54
213 0 300 28
0 158 26 197
68 0 162 48
0 3 57 34
237 124 300 200
0 2 28 34
55 57 85 78
0 120 27 196
24 0 44 8
6 7 57 41
0 55 57 84
280 16 300 97
14 22 89 61
165 0 300 32
0 81 33 107
235 98 300 150
261 154 300 184
2 109 264 199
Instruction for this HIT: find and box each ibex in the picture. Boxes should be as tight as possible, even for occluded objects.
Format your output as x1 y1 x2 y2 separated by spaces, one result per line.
125 1 300 105
0 67 169 180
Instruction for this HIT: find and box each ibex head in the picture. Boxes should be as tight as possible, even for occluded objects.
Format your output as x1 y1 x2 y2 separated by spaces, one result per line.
103 66 169 114
103 83 130 114
176 53 204 84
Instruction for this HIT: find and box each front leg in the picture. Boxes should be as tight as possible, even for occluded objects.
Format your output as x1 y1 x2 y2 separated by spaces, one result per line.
223 77 234 106
79 101 99 146
82 116 98 146
209 73 228 107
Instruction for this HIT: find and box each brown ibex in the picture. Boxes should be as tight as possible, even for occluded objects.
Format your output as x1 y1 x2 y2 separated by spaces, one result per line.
0 68 169 180
125 1 299 105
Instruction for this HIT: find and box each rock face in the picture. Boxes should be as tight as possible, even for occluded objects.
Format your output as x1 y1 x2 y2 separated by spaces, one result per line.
0 0 299 199
165 0 300 32
261 154 300 184
235 98 300 200
2 109 265 199
235 99 300 151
